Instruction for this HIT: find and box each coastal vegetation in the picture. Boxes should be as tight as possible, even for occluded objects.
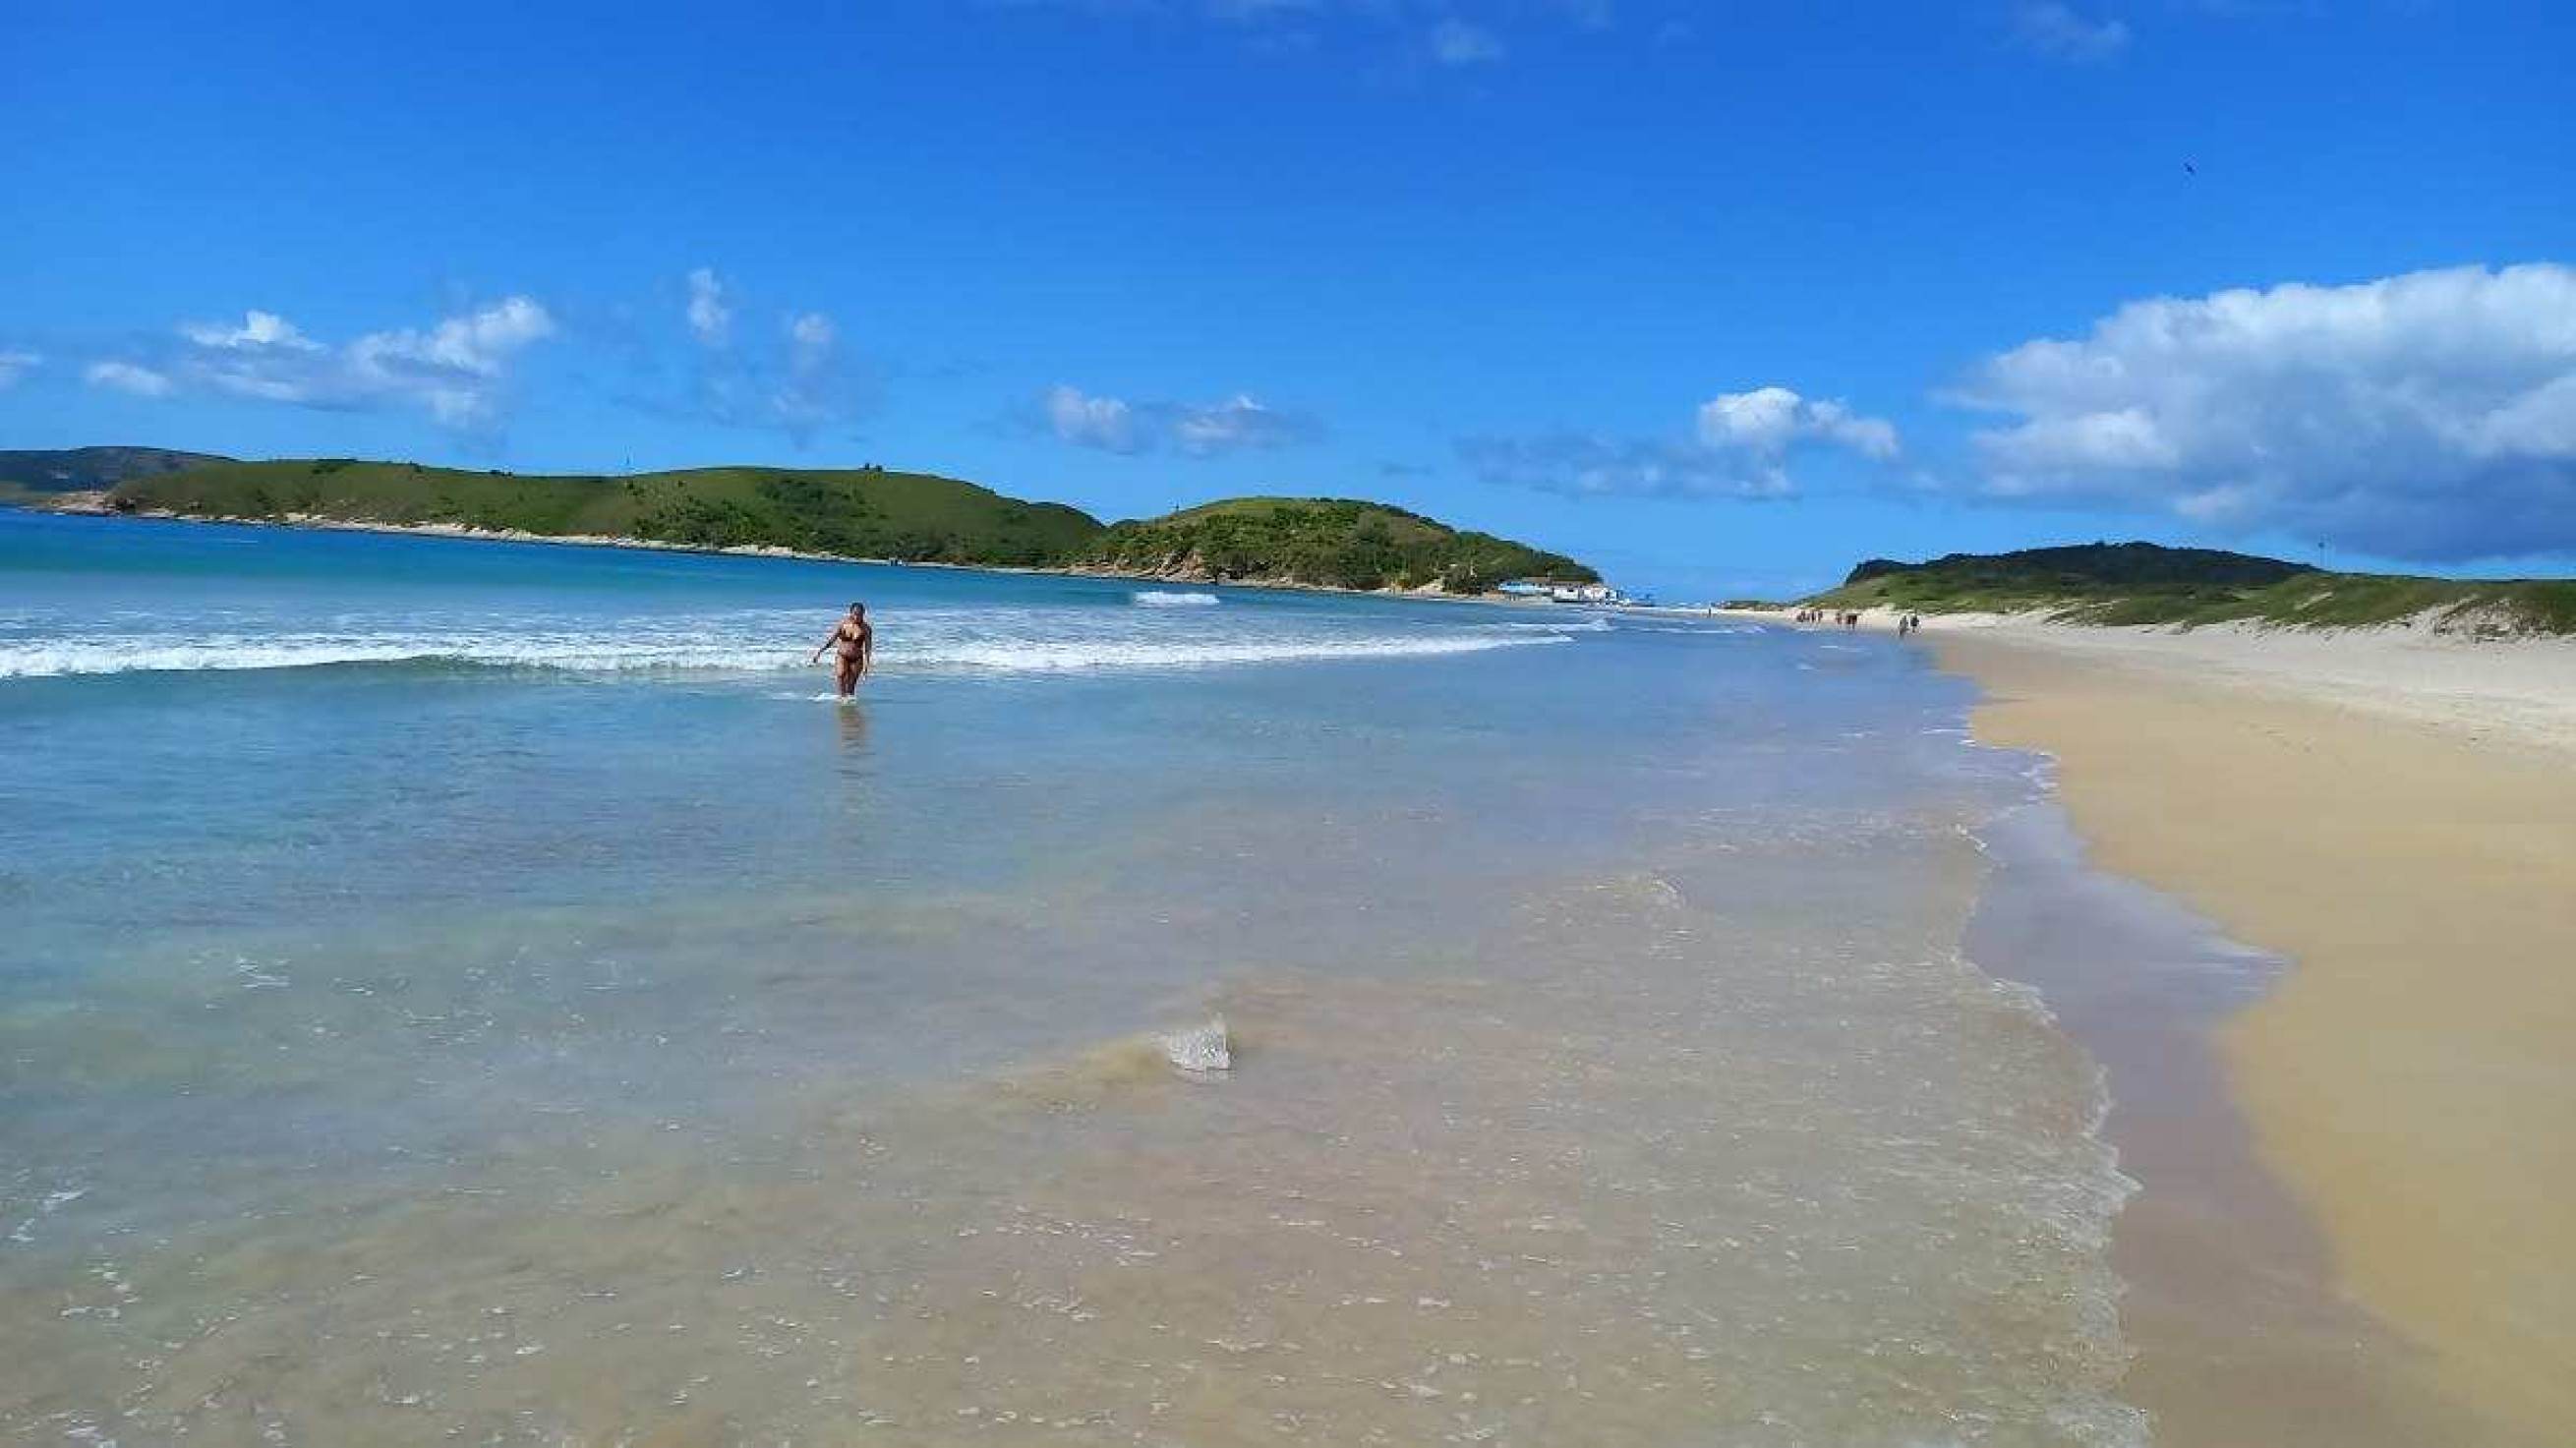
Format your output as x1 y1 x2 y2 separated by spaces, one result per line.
99 458 1103 567
0 445 231 504
1076 496 1599 593
68 454 1596 593
1813 541 2576 635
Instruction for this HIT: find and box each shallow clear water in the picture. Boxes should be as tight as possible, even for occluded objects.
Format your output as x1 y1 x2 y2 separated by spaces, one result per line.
2 513 2142 1445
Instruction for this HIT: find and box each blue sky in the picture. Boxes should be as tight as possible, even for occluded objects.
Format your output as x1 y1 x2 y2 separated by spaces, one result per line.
6 0 2572 598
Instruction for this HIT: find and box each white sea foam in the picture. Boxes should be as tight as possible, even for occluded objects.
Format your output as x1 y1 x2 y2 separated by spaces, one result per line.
923 633 1563 672
1130 591 1220 608
1159 1017 1231 1073
0 625 1569 680
0 635 784 678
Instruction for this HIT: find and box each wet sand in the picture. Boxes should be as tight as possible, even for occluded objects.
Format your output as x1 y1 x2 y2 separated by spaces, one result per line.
1936 629 2576 1446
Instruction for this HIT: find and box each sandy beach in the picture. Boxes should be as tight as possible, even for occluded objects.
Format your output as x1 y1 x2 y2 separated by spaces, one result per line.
1928 618 2576 1445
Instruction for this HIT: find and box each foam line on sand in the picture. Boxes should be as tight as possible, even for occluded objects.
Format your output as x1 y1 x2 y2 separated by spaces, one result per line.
1936 625 2576 1445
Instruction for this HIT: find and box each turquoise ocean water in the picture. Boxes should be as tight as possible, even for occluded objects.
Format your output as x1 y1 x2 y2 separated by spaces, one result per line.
2 512 2147 1445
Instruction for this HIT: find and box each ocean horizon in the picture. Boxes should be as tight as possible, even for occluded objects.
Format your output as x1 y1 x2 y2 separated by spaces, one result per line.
4 510 2214 1445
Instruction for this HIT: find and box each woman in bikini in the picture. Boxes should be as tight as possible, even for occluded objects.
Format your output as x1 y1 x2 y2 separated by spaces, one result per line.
810 602 873 697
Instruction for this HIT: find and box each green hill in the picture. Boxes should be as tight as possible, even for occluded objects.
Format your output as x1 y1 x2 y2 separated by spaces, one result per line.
66 458 1602 594
1812 541 2575 636
1077 496 1599 594
104 458 1104 567
0 445 232 501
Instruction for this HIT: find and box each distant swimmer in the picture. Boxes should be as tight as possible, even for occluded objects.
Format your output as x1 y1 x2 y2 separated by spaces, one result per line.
811 602 873 698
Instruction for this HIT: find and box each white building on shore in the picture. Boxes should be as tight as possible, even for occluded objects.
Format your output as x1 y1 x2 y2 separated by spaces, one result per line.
1498 579 1625 605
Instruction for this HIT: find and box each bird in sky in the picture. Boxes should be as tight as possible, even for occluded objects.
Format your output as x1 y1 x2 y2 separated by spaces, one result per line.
2183 159 2198 176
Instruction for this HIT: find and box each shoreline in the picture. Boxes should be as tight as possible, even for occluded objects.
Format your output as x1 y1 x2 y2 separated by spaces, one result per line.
11 500 1551 608
1963 798 2484 1447
1725 604 2576 754
1933 623 2576 1445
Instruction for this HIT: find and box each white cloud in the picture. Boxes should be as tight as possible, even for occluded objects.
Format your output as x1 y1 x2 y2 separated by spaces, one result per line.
0 350 37 387
1469 384 1899 499
646 272 871 442
180 310 320 352
1046 384 1142 453
1430 19 1504 66
1169 393 1305 454
86 361 172 398
356 297 555 378
787 311 836 355
85 298 556 432
1460 434 1794 499
1041 384 1316 456
771 311 849 437
1698 386 1900 460
686 267 733 347
1806 400 1903 458
1953 262 2576 558
2011 2 2130 61
342 297 556 428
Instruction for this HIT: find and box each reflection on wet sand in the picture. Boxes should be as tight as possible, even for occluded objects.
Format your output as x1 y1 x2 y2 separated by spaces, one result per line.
835 698 873 755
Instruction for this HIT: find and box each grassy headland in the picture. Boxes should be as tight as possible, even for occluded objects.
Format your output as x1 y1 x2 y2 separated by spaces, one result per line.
102 458 1104 567
0 445 232 505
1810 542 2576 636
1077 496 1598 593
71 455 1595 594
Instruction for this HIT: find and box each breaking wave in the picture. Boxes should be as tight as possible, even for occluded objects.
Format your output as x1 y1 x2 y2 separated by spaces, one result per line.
1130 591 1220 608
0 625 1571 680
920 633 1564 672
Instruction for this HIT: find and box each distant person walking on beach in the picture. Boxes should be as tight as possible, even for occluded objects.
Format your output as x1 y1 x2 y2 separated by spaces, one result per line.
811 603 873 697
